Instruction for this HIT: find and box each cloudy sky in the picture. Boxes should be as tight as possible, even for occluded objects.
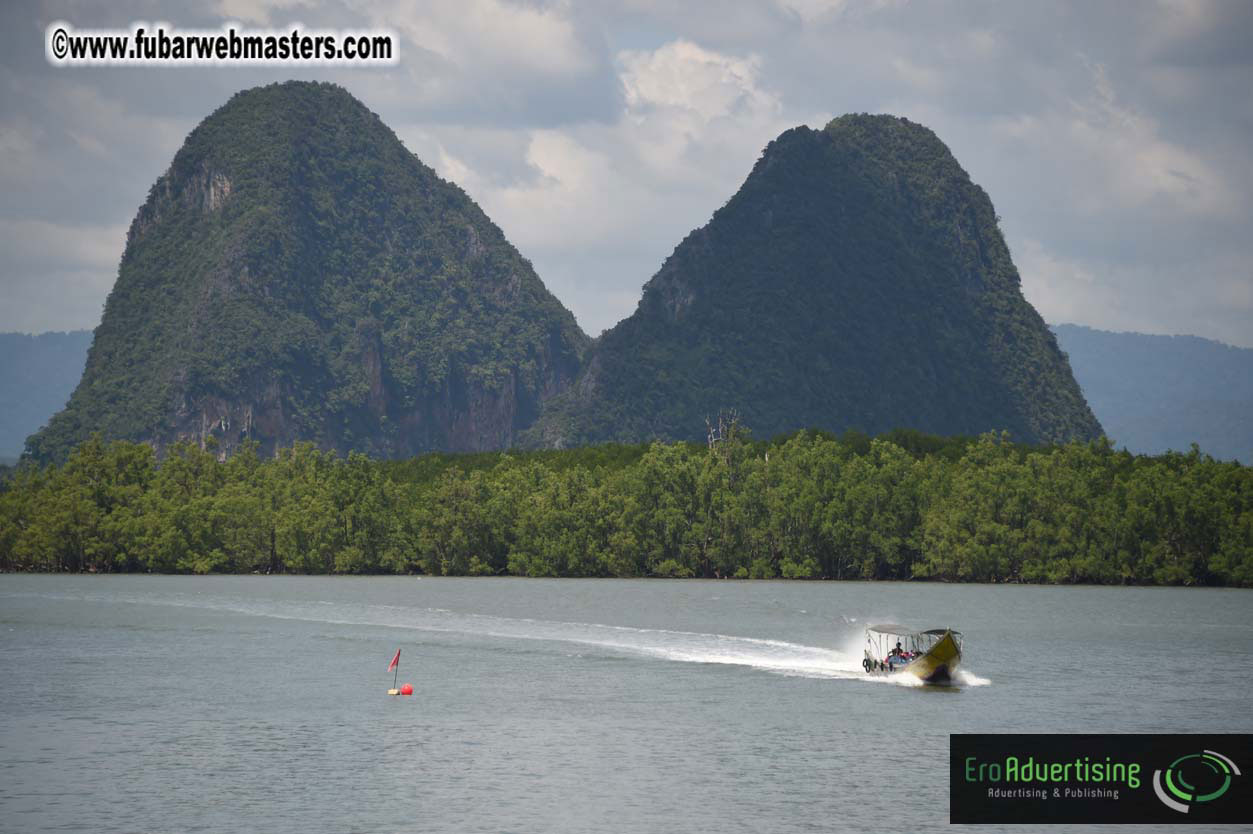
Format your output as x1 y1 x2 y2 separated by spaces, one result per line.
2 0 1251 347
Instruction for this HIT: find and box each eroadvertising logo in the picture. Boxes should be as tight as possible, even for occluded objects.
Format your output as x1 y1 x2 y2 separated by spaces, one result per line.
1153 750 1241 814
950 734 1252 824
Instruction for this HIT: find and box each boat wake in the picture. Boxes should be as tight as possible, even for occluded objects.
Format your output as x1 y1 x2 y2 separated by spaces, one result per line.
4 588 991 687
954 669 991 686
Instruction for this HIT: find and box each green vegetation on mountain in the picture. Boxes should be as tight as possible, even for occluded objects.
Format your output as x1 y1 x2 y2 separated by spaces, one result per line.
25 81 587 464
0 330 91 459
3 424 1249 586
526 115 1101 448
21 100 1101 461
1053 324 1252 462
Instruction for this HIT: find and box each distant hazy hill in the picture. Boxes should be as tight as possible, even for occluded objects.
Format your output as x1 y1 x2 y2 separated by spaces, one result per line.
0 330 93 460
25 82 587 464
526 115 1101 447
1052 324 1253 462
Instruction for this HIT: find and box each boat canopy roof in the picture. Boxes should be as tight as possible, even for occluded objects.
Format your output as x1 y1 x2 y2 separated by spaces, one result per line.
867 623 913 635
867 624 961 638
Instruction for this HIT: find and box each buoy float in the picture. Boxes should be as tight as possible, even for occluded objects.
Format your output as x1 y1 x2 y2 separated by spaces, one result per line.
387 688 400 696
400 683 413 695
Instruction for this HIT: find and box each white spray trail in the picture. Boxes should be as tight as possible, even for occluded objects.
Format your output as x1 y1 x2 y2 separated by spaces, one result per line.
4 588 990 686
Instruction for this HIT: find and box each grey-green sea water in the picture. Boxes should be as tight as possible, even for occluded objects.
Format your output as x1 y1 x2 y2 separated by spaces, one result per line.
1 576 1250 833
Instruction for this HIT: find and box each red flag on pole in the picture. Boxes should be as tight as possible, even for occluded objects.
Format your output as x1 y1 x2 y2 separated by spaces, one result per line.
388 648 401 672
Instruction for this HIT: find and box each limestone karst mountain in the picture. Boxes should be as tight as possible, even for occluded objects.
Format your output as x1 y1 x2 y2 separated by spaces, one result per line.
26 82 588 462
525 115 1102 448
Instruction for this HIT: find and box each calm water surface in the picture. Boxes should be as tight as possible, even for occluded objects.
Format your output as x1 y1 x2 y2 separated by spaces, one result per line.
1 576 1250 833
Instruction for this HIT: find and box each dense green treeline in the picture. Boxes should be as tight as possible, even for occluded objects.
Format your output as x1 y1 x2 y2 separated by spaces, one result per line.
1 427 1250 585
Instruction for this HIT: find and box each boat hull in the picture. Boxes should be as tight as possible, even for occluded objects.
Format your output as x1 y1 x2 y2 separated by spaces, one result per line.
903 630 961 684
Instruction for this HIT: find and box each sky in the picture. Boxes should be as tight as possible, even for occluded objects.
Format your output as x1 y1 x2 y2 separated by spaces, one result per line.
1 0 1251 347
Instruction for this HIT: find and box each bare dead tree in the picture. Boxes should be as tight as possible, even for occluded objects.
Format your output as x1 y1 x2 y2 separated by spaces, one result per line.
705 409 741 451
705 409 744 470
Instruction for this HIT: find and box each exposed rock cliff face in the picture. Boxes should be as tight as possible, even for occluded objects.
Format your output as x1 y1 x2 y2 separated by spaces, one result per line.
525 115 1102 447
26 81 587 462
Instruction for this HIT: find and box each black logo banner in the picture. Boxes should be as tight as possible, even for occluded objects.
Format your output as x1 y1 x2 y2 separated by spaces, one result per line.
950 734 1252 824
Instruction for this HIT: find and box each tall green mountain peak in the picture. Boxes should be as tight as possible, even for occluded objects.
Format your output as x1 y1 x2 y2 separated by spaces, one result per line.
524 113 1102 447
26 81 589 462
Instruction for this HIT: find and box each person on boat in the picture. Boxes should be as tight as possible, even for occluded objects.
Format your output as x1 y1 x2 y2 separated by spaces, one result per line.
890 641 904 658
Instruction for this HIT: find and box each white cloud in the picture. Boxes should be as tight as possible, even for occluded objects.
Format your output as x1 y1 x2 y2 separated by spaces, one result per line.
890 55 943 93
621 40 771 120
407 38 799 333
1017 238 1253 347
0 269 113 333
0 219 126 273
212 0 312 26
1 77 192 196
0 117 44 186
774 0 845 24
1016 238 1114 329
0 220 125 332
1062 59 1235 217
351 0 595 78
323 0 619 128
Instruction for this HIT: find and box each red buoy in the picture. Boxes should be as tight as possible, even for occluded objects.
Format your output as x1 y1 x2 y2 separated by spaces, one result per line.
399 683 413 695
